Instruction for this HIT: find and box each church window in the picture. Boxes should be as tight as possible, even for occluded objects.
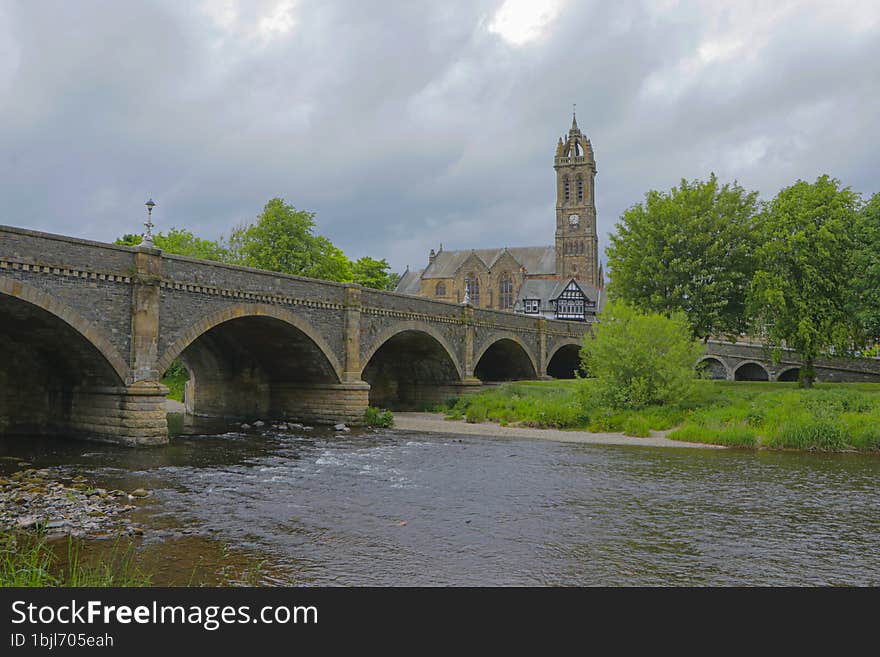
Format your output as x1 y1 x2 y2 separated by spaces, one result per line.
435 281 446 297
577 177 584 201
465 274 480 307
499 273 514 310
564 177 570 202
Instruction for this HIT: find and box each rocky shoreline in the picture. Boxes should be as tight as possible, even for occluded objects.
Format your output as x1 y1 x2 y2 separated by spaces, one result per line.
0 465 147 539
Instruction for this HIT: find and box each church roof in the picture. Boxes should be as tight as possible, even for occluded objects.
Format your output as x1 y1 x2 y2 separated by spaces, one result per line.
395 268 424 295
420 246 556 279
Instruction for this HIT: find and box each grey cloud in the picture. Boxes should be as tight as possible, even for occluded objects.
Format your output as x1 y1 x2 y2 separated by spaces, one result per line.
1 0 877 273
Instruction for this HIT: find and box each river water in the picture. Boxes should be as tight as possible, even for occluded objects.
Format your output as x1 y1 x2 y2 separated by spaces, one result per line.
2 416 879 586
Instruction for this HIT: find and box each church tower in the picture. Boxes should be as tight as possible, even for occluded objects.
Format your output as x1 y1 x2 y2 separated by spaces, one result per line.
554 110 599 286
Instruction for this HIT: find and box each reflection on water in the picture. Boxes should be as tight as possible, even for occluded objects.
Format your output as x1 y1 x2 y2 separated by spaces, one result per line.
1 414 879 586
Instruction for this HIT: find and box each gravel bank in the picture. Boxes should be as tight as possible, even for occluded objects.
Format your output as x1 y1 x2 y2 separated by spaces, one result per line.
393 412 724 449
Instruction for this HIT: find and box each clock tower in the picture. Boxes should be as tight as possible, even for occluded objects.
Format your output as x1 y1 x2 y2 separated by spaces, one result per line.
554 110 599 285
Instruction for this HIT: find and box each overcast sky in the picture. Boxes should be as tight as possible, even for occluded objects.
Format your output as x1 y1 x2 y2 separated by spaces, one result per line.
1 0 878 273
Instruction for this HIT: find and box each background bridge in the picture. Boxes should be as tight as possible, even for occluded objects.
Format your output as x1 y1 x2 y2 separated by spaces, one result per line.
0 226 586 446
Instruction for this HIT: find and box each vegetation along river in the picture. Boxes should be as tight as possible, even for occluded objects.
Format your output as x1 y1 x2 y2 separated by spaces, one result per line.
1 414 878 586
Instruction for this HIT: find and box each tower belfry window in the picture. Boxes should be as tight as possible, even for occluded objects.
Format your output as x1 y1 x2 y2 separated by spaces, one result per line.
563 177 570 202
577 177 584 202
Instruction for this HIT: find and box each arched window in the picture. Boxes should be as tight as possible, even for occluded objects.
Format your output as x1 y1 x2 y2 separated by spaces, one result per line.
435 281 446 297
499 273 513 310
465 274 480 307
577 176 584 202
563 177 570 202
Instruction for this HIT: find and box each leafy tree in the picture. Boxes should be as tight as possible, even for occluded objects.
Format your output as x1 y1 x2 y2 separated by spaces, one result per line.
351 256 393 290
580 300 704 408
386 271 402 292
115 228 231 262
229 198 353 282
606 174 760 339
748 175 863 387
854 193 880 343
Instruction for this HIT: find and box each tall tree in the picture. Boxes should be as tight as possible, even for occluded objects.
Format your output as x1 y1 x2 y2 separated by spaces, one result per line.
229 198 353 282
351 256 393 290
854 192 880 344
748 175 863 387
606 174 759 340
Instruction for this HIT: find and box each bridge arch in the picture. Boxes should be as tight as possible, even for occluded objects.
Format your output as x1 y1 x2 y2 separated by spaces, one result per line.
157 304 344 420
0 280 130 438
546 340 582 379
734 361 769 381
698 356 729 380
361 323 463 409
0 278 129 384
474 335 538 382
776 367 800 382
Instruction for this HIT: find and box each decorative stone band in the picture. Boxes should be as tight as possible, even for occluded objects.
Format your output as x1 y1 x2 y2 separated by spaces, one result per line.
159 280 344 310
0 258 132 284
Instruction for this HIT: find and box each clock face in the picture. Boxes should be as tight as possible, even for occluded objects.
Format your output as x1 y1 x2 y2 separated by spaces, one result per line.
568 214 580 226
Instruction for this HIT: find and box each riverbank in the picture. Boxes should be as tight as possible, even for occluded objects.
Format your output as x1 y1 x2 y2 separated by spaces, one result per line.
394 412 722 449
434 380 880 452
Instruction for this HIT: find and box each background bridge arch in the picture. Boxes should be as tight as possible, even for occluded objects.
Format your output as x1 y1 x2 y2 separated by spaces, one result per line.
546 339 583 379
734 361 770 381
361 322 464 381
361 323 465 409
473 334 539 381
156 304 343 381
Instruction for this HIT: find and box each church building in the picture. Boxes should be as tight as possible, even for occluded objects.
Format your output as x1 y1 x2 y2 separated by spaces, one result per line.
395 112 604 322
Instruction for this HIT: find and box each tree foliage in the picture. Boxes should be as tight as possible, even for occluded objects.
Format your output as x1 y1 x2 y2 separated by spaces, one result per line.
351 256 394 290
854 192 880 343
606 174 759 340
115 228 231 262
747 175 863 387
229 198 353 282
580 301 704 408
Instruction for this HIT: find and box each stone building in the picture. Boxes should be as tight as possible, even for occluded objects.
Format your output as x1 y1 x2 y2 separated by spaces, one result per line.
396 112 604 322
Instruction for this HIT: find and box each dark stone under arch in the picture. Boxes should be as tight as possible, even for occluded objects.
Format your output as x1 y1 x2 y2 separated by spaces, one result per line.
176 315 340 419
699 357 728 380
734 362 769 381
547 344 582 379
0 293 124 437
362 330 461 409
475 339 537 382
777 367 800 382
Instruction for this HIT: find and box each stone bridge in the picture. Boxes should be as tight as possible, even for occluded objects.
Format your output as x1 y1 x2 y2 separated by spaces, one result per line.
0 226 588 446
702 340 880 383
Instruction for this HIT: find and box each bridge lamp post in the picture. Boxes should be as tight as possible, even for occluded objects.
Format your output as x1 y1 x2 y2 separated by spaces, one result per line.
143 198 156 247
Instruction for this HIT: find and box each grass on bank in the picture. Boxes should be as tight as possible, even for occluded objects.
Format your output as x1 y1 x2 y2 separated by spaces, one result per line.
0 531 150 587
437 379 880 452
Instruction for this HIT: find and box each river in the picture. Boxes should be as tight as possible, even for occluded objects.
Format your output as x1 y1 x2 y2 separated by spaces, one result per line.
2 415 879 586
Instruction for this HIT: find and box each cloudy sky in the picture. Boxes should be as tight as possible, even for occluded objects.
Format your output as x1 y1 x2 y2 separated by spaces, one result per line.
1 0 878 273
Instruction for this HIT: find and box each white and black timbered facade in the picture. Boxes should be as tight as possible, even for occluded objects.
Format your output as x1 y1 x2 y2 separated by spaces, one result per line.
513 277 600 322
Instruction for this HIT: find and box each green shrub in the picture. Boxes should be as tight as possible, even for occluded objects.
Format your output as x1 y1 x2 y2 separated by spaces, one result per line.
669 424 757 447
364 406 394 428
622 415 652 437
580 301 704 409
465 406 486 424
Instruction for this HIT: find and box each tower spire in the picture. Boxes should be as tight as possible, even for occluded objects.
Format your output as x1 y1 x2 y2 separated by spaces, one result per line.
571 103 578 132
